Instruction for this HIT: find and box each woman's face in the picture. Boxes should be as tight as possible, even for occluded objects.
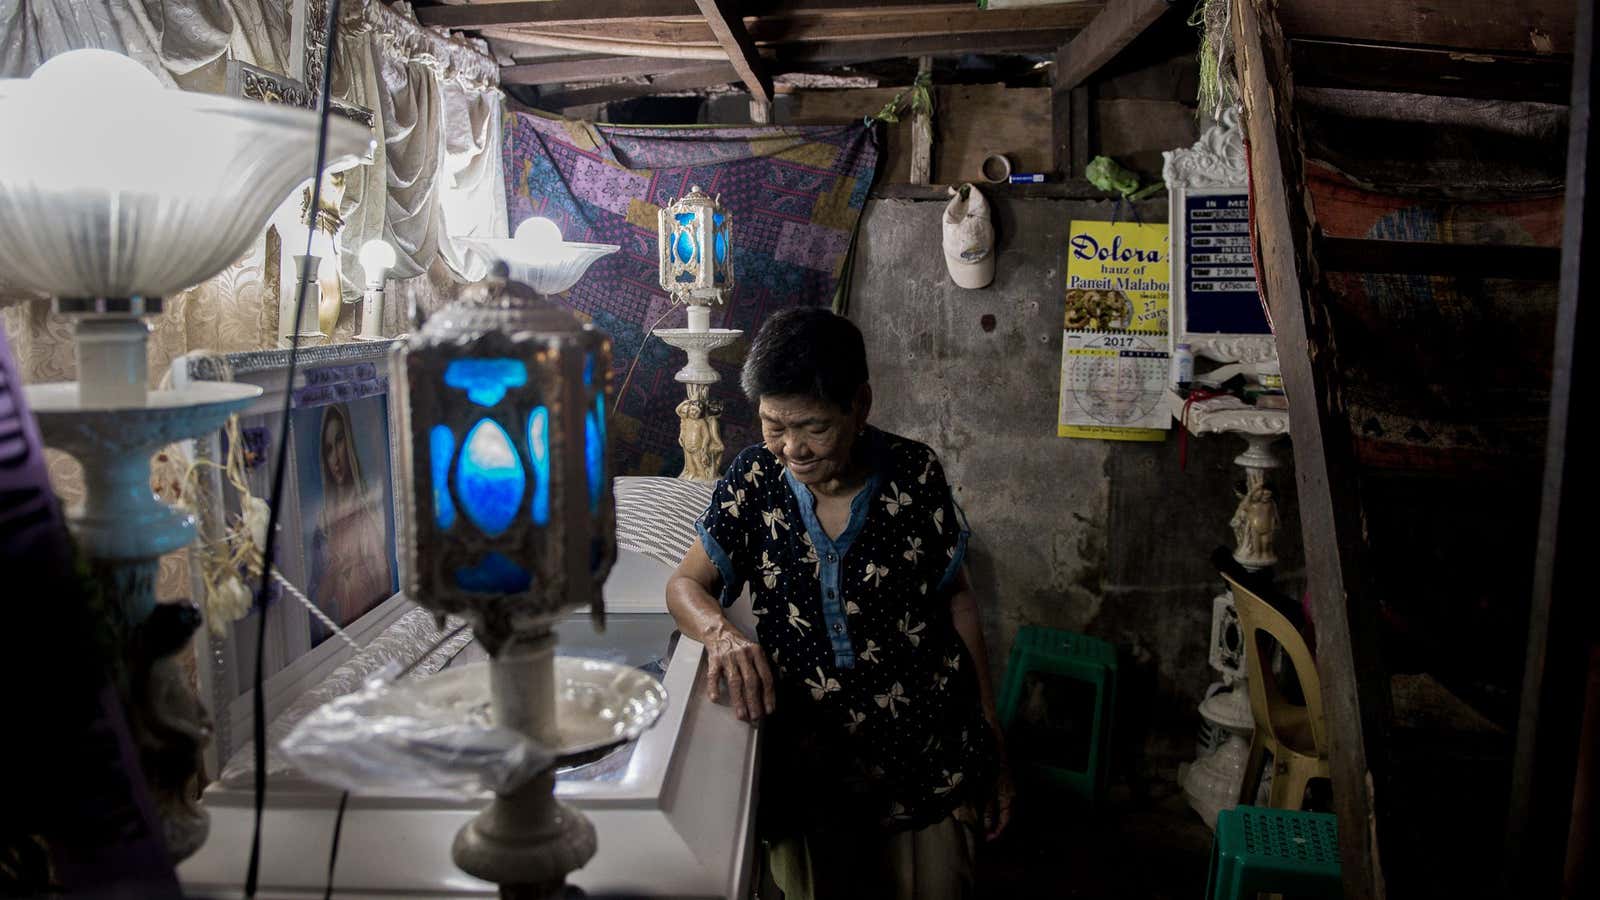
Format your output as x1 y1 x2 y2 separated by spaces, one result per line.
759 391 867 486
323 416 350 486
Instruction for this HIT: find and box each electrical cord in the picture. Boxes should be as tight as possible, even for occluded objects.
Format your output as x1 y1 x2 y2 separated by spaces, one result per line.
610 296 686 421
245 0 345 894
323 790 349 900
318 621 467 899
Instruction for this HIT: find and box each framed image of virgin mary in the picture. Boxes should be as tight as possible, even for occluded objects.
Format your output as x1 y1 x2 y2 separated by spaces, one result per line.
173 340 409 775
291 391 399 645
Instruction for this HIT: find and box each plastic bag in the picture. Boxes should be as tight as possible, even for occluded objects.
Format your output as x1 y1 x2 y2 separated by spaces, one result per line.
278 671 554 798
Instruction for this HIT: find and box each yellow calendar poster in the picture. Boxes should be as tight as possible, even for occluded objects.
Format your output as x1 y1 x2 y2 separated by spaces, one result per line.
1056 220 1172 441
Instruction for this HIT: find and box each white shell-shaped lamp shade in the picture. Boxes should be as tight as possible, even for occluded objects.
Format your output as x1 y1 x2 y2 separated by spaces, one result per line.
0 49 373 299
459 217 620 295
358 238 397 287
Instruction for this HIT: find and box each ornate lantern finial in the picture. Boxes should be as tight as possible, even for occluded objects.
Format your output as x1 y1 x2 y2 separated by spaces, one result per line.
658 185 734 308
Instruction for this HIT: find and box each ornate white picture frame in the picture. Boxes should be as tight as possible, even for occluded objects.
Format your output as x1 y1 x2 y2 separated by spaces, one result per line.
172 341 409 775
1163 109 1277 365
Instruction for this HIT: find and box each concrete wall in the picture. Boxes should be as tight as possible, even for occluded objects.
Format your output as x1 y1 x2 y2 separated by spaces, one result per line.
846 197 1304 782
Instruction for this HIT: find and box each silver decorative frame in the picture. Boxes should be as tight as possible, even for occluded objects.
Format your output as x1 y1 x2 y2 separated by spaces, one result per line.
223 60 376 132
171 340 409 776
1162 108 1277 365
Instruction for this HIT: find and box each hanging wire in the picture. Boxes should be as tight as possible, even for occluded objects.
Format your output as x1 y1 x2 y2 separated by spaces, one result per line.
245 0 346 893
610 296 686 423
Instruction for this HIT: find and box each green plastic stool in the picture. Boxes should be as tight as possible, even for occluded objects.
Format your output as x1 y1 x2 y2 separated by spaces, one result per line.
1205 806 1342 900
996 626 1118 805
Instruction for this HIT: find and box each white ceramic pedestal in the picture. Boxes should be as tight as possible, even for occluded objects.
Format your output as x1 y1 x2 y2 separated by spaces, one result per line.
356 286 387 341
1167 389 1291 827
278 254 328 348
25 379 262 859
653 319 742 483
25 381 263 622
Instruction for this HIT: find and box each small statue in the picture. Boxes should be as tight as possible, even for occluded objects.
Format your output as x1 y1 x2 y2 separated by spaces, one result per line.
1230 482 1279 567
127 601 213 861
676 392 724 482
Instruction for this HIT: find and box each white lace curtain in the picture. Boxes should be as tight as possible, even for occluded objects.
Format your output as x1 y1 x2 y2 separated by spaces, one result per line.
0 0 506 599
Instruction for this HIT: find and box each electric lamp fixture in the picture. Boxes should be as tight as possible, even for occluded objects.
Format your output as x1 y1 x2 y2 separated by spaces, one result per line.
0 47 371 861
357 238 396 340
657 186 734 332
395 222 650 897
652 188 741 481
459 217 619 297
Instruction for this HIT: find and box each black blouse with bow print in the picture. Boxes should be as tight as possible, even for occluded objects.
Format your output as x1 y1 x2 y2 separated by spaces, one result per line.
697 427 996 833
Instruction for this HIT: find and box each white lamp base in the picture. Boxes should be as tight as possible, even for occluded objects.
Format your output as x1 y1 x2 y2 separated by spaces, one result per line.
653 327 742 481
25 378 261 861
356 286 387 341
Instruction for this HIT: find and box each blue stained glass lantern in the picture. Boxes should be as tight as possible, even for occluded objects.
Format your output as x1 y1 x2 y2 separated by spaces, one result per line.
392 266 617 651
657 185 734 304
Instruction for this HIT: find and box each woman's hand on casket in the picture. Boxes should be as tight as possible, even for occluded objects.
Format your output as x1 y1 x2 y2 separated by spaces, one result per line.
667 541 776 722
702 619 777 722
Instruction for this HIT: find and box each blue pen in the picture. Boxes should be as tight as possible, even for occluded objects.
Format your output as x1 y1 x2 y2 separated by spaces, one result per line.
1009 173 1046 183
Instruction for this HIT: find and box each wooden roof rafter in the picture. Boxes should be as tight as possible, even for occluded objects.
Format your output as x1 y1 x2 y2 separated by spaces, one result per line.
424 0 1104 77
695 0 773 107
1052 0 1174 91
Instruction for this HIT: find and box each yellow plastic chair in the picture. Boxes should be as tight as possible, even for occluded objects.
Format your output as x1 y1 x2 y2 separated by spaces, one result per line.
1221 571 1331 810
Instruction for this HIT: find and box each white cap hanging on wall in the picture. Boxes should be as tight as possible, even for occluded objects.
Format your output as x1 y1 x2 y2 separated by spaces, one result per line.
942 183 994 289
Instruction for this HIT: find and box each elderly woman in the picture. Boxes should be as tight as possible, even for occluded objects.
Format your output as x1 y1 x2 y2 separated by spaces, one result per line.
667 308 1013 900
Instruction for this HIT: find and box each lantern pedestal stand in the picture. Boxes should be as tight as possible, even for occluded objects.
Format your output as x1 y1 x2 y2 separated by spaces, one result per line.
26 375 262 860
654 310 740 483
453 633 598 900
1165 390 1291 827
394 250 632 899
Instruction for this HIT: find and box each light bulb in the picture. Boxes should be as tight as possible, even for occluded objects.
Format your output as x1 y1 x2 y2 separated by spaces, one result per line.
512 217 564 256
359 239 396 288
2 50 212 199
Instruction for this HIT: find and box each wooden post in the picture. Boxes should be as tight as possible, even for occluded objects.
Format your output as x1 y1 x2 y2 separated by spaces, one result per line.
911 56 933 185
749 99 772 124
1231 2 1392 898
1507 0 1597 895
1070 84 1092 178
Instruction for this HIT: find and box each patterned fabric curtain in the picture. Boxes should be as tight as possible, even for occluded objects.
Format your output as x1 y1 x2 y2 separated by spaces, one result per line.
502 112 879 476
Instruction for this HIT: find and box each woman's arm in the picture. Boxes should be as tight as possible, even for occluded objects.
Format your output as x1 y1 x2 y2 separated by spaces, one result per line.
949 568 999 730
949 568 1015 840
667 542 776 722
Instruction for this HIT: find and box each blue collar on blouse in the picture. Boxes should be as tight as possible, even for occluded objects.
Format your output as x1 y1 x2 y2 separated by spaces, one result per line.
782 426 887 668
782 425 886 560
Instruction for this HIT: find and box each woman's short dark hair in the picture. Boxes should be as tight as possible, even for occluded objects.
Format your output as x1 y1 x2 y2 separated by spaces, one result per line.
741 307 868 411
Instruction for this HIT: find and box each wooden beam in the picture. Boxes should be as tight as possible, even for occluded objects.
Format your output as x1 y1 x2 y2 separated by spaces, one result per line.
910 56 933 184
500 55 714 86
536 65 741 108
418 1 701 29
1070 84 1092 176
1051 46 1072 175
695 0 773 105
1231 2 1392 898
505 4 1102 46
777 29 1073 63
1507 0 1598 895
1276 0 1576 56
1319 238 1563 280
1054 0 1171 90
1291 39 1572 104
744 0 969 10
746 5 1102 42
419 1 997 30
